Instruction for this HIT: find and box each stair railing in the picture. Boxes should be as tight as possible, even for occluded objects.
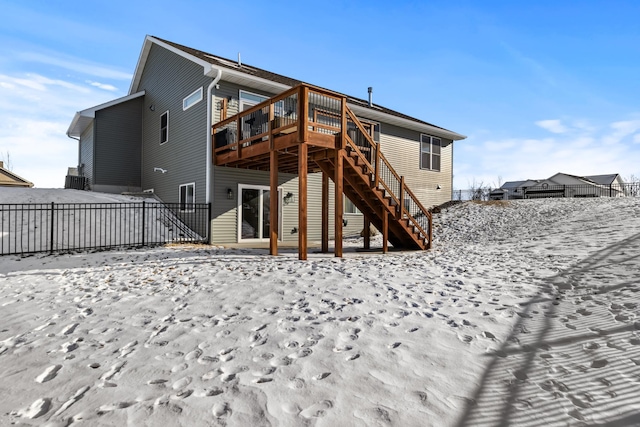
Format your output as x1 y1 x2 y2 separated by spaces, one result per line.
344 107 432 248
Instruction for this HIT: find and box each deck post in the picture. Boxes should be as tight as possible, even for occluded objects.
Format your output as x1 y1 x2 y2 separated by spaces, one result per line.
298 142 308 260
321 171 329 253
364 215 370 250
398 176 405 220
269 149 279 256
382 210 389 254
335 149 343 257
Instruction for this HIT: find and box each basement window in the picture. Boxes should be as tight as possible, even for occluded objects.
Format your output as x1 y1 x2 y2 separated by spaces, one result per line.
183 87 203 111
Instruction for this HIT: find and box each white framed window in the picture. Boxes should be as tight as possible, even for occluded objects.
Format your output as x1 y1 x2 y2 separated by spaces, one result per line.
344 196 360 214
179 182 195 212
239 90 269 111
183 87 203 111
160 111 169 144
420 134 441 171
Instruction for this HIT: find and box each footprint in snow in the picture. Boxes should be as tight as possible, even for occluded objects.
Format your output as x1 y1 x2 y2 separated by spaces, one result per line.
36 365 62 383
299 400 333 419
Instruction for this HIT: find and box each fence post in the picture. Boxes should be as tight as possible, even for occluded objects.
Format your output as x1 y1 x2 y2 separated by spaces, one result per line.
208 202 212 244
141 201 146 246
49 202 55 253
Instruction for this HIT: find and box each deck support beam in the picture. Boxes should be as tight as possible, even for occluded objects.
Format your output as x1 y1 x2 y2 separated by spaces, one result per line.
382 210 389 254
334 149 344 257
269 149 279 256
364 215 371 250
321 171 329 253
298 143 308 260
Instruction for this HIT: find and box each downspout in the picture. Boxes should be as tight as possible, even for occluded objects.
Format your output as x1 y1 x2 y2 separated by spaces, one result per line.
206 68 223 204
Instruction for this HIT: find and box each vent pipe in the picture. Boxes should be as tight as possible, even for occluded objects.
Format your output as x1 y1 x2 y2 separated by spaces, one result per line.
238 52 242 67
368 87 373 106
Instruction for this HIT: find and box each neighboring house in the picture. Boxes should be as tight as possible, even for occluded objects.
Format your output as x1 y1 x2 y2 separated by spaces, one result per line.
491 173 626 200
0 161 33 188
67 35 466 258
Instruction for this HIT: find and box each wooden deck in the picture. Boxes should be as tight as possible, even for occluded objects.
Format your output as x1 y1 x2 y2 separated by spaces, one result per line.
212 84 432 260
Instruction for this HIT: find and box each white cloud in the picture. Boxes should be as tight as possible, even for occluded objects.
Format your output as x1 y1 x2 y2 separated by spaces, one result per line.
87 81 118 91
455 117 640 189
18 51 132 80
535 119 568 134
0 71 124 188
602 119 640 145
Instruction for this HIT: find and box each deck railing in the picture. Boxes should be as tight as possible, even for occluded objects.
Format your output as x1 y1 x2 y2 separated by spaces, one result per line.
212 85 344 159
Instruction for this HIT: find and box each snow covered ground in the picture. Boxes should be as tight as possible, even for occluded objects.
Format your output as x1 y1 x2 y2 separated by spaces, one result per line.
1 195 639 426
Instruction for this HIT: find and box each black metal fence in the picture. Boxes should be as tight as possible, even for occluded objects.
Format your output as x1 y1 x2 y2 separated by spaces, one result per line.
0 202 211 256
453 182 640 202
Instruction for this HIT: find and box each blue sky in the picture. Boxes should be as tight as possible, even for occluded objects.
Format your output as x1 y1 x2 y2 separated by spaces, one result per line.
1 0 639 189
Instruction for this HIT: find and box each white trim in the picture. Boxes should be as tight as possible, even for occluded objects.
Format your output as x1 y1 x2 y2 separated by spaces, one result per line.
179 182 196 213
350 104 466 141
160 110 169 145
127 36 466 141
67 90 145 138
237 184 283 242
239 89 269 111
183 87 203 111
130 36 217 94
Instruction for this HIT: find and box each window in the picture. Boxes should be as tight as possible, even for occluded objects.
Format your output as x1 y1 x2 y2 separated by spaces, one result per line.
420 134 441 171
183 87 203 111
179 183 195 212
160 111 169 144
239 90 268 111
344 196 360 214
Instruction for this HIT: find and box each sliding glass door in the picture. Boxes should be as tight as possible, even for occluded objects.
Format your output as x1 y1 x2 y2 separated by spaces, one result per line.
238 185 281 242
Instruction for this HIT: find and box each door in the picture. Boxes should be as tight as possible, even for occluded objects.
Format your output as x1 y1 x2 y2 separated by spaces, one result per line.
238 185 281 241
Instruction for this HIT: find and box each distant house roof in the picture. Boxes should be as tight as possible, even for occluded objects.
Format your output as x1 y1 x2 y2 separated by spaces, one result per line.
584 174 620 186
128 36 465 141
501 173 621 189
0 161 33 188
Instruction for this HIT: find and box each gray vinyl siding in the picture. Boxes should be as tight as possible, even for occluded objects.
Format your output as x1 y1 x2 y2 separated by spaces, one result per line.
139 44 212 203
213 81 276 123
79 124 94 187
94 97 143 189
211 167 298 243
377 122 453 208
210 168 363 244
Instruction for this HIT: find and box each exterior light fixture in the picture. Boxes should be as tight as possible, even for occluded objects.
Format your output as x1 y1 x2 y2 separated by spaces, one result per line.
436 184 442 190
227 188 234 200
149 104 155 111
153 167 167 173
284 192 294 205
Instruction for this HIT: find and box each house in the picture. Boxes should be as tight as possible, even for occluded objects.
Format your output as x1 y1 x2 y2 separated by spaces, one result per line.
66 36 466 259
491 173 626 200
0 161 33 188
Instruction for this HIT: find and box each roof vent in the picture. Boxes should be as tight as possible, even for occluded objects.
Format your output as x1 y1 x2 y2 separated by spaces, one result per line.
368 87 373 107
238 52 242 67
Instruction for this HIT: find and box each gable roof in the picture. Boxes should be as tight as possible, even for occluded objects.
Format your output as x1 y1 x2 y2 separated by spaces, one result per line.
129 36 465 141
584 174 620 185
0 161 33 188
67 91 145 138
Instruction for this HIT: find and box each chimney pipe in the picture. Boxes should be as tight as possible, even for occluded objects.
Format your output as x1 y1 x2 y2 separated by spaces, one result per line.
368 87 373 107
238 52 242 67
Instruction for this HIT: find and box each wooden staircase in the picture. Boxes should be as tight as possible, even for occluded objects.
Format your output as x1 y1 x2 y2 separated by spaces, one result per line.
314 106 432 250
212 83 433 256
